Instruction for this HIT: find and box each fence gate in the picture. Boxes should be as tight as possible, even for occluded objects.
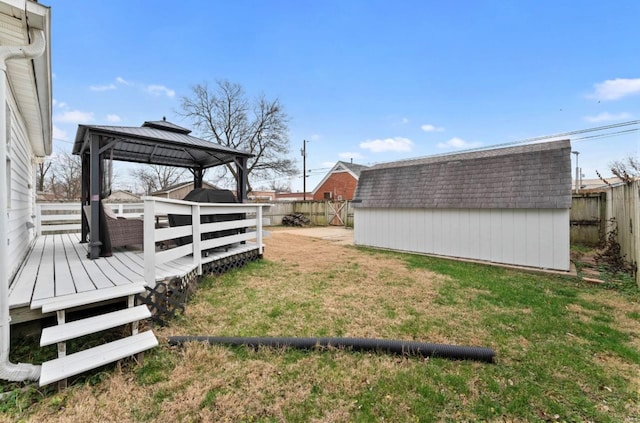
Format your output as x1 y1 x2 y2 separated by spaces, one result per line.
327 200 346 226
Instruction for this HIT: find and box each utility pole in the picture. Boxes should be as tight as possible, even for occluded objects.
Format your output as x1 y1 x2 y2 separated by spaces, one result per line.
301 140 308 200
572 150 579 193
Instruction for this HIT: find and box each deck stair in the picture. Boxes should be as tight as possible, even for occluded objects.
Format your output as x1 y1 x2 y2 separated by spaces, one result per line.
34 283 158 387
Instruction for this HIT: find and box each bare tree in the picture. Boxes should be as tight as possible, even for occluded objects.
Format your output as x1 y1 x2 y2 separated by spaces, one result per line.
179 80 297 192
266 180 292 193
130 165 187 195
49 152 81 200
609 155 640 183
36 160 52 192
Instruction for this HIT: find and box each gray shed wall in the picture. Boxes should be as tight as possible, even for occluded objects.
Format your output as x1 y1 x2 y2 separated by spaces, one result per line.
354 207 570 271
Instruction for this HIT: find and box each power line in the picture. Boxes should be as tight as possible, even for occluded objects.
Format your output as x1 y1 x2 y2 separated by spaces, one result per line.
571 128 638 142
370 120 640 167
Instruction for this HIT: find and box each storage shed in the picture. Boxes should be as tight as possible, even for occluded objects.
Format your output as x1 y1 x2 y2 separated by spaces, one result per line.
353 140 572 271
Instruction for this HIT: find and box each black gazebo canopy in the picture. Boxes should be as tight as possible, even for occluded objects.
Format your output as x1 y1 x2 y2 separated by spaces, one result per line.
72 119 253 259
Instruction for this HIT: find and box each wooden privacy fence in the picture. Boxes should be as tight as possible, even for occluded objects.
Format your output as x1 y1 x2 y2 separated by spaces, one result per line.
259 201 354 227
570 194 606 245
36 200 356 233
292 201 354 227
606 181 640 286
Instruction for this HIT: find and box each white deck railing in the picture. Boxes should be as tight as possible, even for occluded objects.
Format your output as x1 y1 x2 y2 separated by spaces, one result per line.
36 202 144 235
35 200 269 287
142 197 268 286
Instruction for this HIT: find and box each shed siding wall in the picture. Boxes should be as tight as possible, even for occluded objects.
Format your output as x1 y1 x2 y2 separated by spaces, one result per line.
354 208 570 271
6 88 36 283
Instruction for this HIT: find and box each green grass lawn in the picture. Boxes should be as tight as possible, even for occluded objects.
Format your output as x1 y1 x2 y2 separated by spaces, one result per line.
2 235 639 422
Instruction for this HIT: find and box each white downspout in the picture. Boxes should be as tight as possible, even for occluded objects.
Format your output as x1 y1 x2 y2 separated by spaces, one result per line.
0 29 46 382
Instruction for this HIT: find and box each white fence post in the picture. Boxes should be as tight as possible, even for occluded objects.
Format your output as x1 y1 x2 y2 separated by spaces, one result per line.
143 197 156 288
192 204 202 275
256 205 263 255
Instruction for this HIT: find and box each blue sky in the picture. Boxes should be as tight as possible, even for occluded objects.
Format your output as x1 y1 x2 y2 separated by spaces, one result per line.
48 0 639 192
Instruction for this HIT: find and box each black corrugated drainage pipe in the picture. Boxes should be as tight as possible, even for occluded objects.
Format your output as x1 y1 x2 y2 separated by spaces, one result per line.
167 336 495 363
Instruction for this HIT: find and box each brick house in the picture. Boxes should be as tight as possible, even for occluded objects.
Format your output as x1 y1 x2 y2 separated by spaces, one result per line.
312 161 368 201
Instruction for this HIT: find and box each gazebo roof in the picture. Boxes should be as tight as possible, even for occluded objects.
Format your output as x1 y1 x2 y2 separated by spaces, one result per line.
72 119 252 168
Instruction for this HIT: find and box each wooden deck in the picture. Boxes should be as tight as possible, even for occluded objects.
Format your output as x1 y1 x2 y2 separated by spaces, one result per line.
8 233 260 323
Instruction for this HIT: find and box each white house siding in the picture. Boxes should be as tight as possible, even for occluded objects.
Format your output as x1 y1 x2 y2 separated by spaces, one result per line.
354 207 570 271
6 88 35 283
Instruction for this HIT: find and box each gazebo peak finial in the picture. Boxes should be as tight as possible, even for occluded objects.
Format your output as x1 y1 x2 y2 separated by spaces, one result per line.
142 119 191 134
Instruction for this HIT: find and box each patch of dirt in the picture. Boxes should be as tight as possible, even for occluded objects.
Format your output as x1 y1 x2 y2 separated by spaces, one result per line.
264 232 355 273
571 249 605 281
270 226 354 246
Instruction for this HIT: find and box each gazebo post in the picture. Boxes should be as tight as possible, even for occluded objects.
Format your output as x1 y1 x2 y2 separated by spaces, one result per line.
193 168 203 189
236 156 248 202
88 134 102 259
80 153 89 243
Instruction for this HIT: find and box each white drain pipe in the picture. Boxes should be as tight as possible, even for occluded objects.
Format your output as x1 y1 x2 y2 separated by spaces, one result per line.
0 29 46 382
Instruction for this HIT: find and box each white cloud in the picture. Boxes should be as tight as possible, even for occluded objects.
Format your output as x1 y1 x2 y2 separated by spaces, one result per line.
588 78 640 101
53 110 94 124
360 137 413 153
52 125 68 140
53 99 67 109
309 134 321 141
437 137 482 150
106 114 122 122
401 117 409 124
583 111 632 123
338 152 364 160
116 76 131 85
90 83 117 92
147 84 175 98
322 161 337 168
421 124 445 132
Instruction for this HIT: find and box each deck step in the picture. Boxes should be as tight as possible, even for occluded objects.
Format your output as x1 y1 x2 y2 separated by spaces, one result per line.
40 305 152 347
39 331 158 387
32 283 147 312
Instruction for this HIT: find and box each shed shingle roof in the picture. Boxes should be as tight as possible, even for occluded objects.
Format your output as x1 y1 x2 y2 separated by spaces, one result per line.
353 140 572 209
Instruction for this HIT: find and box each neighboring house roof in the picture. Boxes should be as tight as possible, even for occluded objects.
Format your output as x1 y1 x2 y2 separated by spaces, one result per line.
275 192 310 201
73 119 253 169
151 181 217 195
578 177 624 191
354 140 572 209
0 1 52 156
311 161 368 195
106 190 140 201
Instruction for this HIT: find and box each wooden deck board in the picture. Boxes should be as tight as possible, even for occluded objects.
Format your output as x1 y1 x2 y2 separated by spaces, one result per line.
108 248 145 277
54 235 77 297
31 237 54 302
9 237 46 308
66 237 116 290
99 254 144 284
10 234 261 318
62 234 97 293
